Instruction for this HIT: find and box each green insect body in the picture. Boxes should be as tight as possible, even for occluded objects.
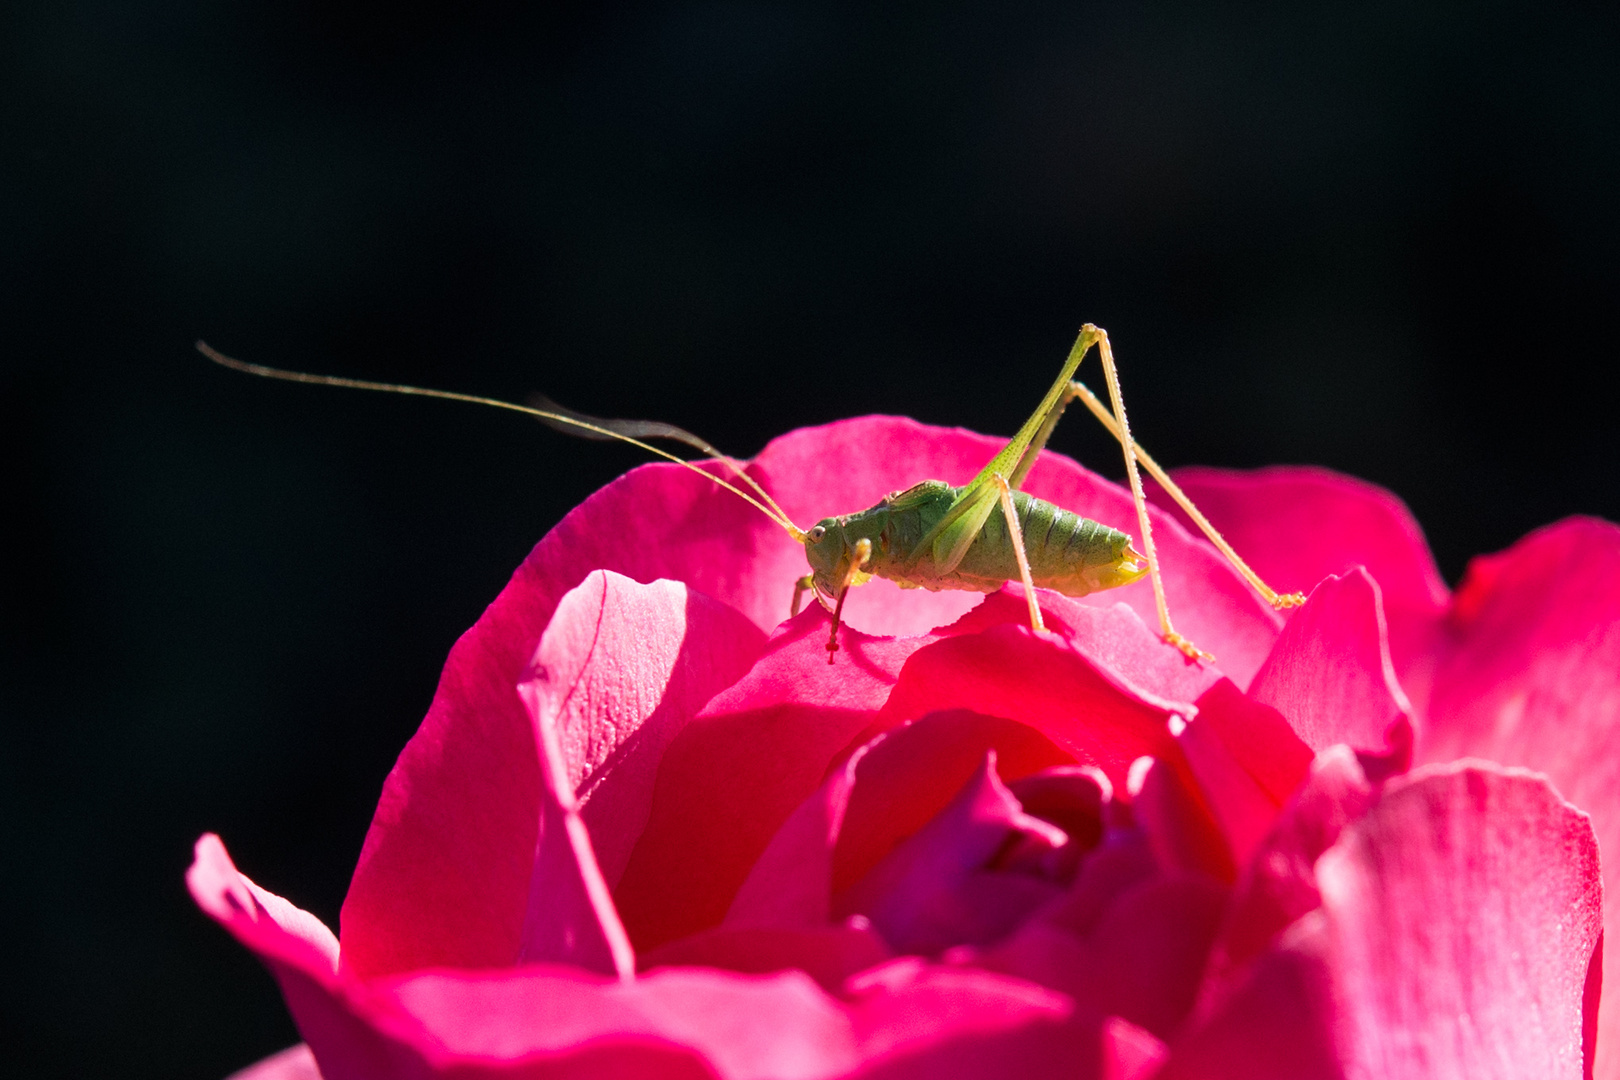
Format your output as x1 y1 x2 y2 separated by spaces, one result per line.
802 479 1145 605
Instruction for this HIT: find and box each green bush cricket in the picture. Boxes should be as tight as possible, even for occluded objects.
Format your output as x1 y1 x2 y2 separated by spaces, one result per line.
198 325 1304 663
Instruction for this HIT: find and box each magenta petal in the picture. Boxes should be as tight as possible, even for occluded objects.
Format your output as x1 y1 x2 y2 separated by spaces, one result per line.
188 835 339 975
1420 517 1620 1076
189 836 407 1080
972 875 1227 1041
1149 465 1449 678
838 752 1068 955
524 571 766 889
637 922 892 992
1248 568 1413 761
1157 929 1342 1080
1130 757 1235 882
515 571 763 973
195 835 1126 1079
955 589 1226 708
832 712 1075 901
1006 767 1109 854
1187 679 1312 808
227 1045 322 1080
384 960 1115 1080
840 960 1131 1080
1197 746 1376 1008
730 710 1072 936
1177 763 1603 1079
878 625 1180 796
341 570 759 978
726 740 868 929
338 564 554 976
1174 711 1289 869
613 617 938 952
1322 763 1602 1077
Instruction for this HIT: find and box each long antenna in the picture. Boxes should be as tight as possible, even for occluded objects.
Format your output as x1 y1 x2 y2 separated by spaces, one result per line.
196 342 807 543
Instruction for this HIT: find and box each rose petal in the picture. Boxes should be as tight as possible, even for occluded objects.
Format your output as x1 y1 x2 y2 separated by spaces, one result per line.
1036 831 1161 941
525 571 766 889
613 615 939 952
515 681 633 975
227 1044 323 1080
188 836 409 1080
342 571 758 977
1130 757 1235 881
725 738 869 930
876 624 1181 796
838 751 1069 955
952 589 1226 708
832 712 1076 901
728 712 1073 936
337 557 555 976
1319 764 1602 1077
841 959 1137 1080
969 875 1227 1041
197 835 1128 1079
1173 711 1288 869
1102 1017 1172 1080
1186 679 1313 808
638 921 892 992
1249 568 1413 764
1420 517 1620 1078
1170 763 1603 1079
1196 746 1376 1012
1156 925 1341 1080
1146 465 1449 683
1006 766 1109 853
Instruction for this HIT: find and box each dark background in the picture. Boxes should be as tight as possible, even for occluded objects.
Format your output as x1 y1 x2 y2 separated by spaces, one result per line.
3 2 1617 1077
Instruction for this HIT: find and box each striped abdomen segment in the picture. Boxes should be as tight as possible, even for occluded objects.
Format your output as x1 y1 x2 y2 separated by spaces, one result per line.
868 482 1143 598
956 488 1139 597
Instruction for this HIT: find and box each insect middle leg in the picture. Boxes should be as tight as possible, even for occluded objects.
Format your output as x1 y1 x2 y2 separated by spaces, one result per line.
991 472 1046 634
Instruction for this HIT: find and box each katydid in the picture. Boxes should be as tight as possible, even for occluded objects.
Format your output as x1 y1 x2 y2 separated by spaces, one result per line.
197 326 1304 664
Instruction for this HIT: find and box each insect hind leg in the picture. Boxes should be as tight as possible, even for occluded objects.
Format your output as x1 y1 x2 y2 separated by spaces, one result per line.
1079 328 1212 661
1063 380 1306 612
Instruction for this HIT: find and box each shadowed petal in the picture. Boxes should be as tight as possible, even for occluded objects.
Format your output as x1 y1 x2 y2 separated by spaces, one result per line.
227 1044 323 1080
192 834 1127 1080
838 752 1068 955
612 614 940 952
728 712 1074 935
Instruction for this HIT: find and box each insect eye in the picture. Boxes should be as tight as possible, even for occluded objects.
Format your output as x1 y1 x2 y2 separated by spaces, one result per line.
809 525 827 541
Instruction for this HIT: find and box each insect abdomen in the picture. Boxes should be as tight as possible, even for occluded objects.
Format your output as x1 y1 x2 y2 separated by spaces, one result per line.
871 483 1141 598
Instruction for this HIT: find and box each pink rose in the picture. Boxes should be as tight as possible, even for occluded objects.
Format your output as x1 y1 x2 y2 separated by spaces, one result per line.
193 416 1614 1080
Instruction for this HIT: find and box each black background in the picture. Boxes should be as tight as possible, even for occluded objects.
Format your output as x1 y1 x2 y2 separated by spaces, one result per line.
4 3 1617 1077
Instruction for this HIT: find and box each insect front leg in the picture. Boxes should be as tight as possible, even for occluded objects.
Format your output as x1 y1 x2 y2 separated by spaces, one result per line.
825 539 873 663
791 574 816 618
